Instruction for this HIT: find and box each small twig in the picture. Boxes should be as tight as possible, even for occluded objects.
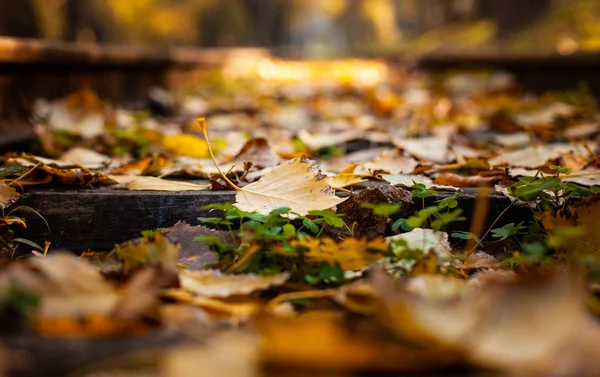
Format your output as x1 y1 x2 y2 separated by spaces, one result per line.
467 200 516 254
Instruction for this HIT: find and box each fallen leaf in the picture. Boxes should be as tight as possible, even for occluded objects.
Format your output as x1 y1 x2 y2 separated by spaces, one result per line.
110 155 169 176
393 136 452 163
110 176 210 192
563 122 599 139
229 138 281 169
373 270 600 376
0 253 118 318
561 168 600 186
162 134 209 159
489 143 591 168
163 289 263 321
34 88 106 139
59 147 111 169
232 157 346 216
514 102 574 126
111 233 180 273
433 172 506 187
178 269 288 297
381 174 434 187
0 182 19 209
326 174 366 190
295 237 388 271
297 129 365 150
164 221 234 270
362 150 419 174
386 228 454 263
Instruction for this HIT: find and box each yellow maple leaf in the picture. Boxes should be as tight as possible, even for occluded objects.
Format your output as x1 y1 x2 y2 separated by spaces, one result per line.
162 133 209 158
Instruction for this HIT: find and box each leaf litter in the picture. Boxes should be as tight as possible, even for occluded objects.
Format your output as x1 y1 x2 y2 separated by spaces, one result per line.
4 64 600 377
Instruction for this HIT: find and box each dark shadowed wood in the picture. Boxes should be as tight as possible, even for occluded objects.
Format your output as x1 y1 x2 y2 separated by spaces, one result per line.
15 186 236 252
416 50 600 94
1 329 197 377
14 184 531 253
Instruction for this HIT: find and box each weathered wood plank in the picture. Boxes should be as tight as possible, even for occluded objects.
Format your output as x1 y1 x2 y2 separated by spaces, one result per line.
14 185 531 253
15 186 236 252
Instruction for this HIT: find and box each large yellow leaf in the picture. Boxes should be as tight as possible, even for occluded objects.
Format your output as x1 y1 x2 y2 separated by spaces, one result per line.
234 157 347 216
198 118 346 216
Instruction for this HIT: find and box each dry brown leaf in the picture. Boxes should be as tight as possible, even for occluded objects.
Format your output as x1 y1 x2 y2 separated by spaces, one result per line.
0 182 19 209
295 237 388 271
233 157 346 216
110 176 210 192
164 221 233 270
433 172 506 187
178 270 289 298
559 151 589 172
229 137 281 169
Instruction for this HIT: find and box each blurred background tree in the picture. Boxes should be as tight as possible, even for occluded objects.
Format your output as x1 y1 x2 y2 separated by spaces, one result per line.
0 0 598 56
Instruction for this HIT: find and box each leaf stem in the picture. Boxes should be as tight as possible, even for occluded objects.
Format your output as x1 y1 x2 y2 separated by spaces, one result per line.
198 117 241 191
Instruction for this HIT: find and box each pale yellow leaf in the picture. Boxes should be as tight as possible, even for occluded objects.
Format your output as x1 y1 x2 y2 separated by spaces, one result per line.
234 157 346 216
59 147 111 169
326 174 366 190
110 175 210 192
362 150 419 174
178 270 289 298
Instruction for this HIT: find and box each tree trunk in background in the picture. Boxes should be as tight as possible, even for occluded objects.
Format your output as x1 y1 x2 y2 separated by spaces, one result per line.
0 0 39 38
64 0 118 43
479 0 550 37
